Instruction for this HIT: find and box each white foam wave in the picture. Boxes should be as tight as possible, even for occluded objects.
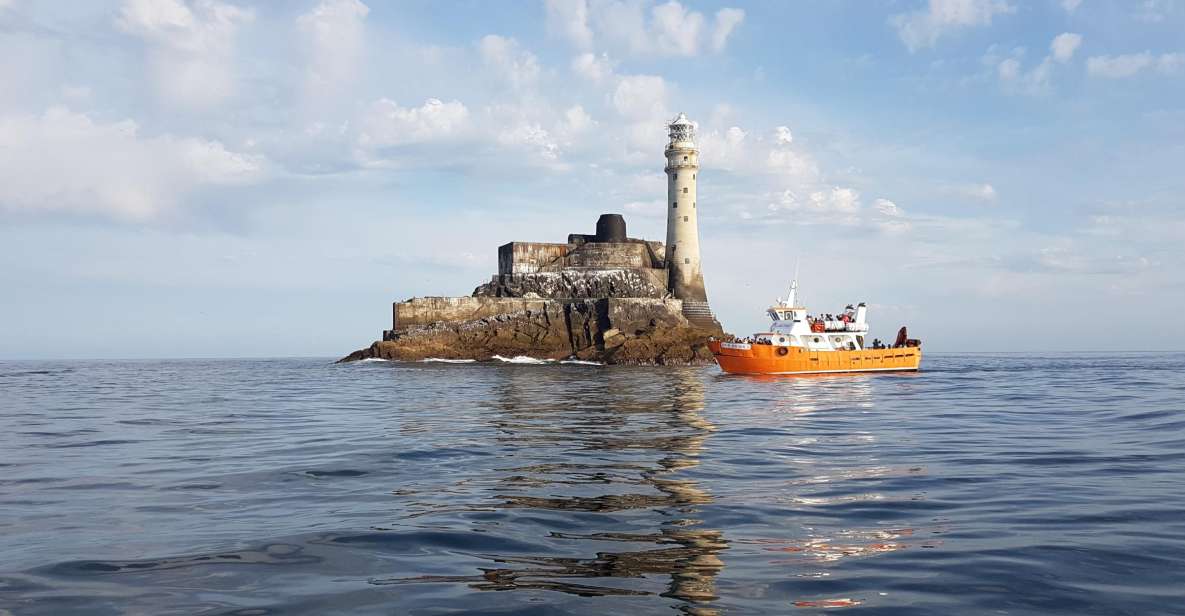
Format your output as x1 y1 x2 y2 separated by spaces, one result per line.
358 358 390 363
560 360 603 366
421 358 477 364
492 355 554 364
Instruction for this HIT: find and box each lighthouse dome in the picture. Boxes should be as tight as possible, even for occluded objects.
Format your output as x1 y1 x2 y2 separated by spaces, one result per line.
668 112 696 146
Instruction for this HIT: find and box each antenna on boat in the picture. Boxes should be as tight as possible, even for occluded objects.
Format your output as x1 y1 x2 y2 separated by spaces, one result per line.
785 258 800 307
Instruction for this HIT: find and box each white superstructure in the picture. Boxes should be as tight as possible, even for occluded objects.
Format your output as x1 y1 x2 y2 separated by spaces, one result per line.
749 279 871 351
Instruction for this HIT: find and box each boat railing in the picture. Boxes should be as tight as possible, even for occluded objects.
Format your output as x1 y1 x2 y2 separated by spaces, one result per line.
821 321 868 332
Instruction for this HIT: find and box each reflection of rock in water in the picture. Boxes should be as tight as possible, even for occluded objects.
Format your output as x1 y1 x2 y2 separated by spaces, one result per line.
377 367 726 612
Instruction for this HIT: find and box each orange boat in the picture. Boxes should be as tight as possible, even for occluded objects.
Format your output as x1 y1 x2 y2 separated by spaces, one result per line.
708 279 921 375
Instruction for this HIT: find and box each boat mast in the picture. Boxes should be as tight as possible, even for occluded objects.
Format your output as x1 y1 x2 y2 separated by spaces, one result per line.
784 258 800 307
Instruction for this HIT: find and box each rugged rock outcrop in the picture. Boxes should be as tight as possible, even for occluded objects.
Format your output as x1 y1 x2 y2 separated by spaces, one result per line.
338 298 721 365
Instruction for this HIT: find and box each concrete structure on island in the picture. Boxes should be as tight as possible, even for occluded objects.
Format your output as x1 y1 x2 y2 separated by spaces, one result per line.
382 113 721 340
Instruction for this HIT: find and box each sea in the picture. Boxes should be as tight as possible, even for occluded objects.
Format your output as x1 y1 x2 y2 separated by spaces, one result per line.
1 353 1183 615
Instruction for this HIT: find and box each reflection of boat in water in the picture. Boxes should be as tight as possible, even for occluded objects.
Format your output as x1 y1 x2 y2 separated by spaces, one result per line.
708 277 921 375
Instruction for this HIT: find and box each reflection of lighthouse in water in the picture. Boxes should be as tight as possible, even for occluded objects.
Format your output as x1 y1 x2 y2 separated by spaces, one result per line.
389 366 728 611
646 368 725 607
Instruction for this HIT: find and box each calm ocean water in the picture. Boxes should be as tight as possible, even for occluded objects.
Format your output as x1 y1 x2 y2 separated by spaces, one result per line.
1 354 1184 615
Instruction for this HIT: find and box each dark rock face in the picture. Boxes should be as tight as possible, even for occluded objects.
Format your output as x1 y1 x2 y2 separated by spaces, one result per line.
473 269 669 299
339 299 719 365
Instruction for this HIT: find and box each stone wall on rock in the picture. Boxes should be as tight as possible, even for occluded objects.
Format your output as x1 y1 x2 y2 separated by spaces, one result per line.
498 242 570 275
565 242 657 269
497 239 666 276
392 297 556 333
472 268 669 300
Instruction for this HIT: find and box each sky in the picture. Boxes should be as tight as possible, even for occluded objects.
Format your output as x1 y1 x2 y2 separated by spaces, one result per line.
1 0 1183 359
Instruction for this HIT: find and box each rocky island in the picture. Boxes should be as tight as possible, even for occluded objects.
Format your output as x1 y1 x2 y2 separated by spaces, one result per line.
340 113 730 365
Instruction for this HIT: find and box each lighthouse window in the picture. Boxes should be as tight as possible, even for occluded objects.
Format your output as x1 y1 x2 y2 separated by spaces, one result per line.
683 216 688 222
693 174 696 180
682 187 688 194
673 173 678 179
693 202 696 208
684 258 690 264
683 156 688 161
672 201 677 208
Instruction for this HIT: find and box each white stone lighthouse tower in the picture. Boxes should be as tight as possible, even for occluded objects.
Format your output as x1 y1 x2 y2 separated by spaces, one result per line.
664 113 718 328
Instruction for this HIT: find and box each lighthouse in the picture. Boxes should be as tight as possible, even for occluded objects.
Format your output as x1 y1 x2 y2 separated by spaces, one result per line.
664 113 719 329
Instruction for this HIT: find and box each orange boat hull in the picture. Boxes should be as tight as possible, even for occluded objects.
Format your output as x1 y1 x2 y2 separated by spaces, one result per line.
708 341 921 375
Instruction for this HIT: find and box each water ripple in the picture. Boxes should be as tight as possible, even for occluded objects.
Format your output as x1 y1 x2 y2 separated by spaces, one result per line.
0 354 1183 614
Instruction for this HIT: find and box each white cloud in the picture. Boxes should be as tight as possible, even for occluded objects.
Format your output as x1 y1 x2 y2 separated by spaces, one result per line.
1087 53 1150 78
812 187 860 213
351 97 578 167
563 105 594 133
650 1 706 56
1135 0 1176 22
496 123 560 160
544 0 593 49
356 98 469 148
1050 32 1082 63
569 0 745 56
968 183 997 200
696 119 901 231
873 199 910 233
890 0 1015 52
994 35 1079 94
726 126 747 145
874 198 902 217
478 35 541 90
61 84 93 102
297 0 370 97
766 148 821 181
774 125 793 145
768 187 862 220
612 75 669 120
0 107 263 220
711 8 745 53
116 0 253 108
1086 51 1185 78
997 57 1021 80
1159 52 1185 73
571 52 614 83
1061 0 1082 12
697 122 820 183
